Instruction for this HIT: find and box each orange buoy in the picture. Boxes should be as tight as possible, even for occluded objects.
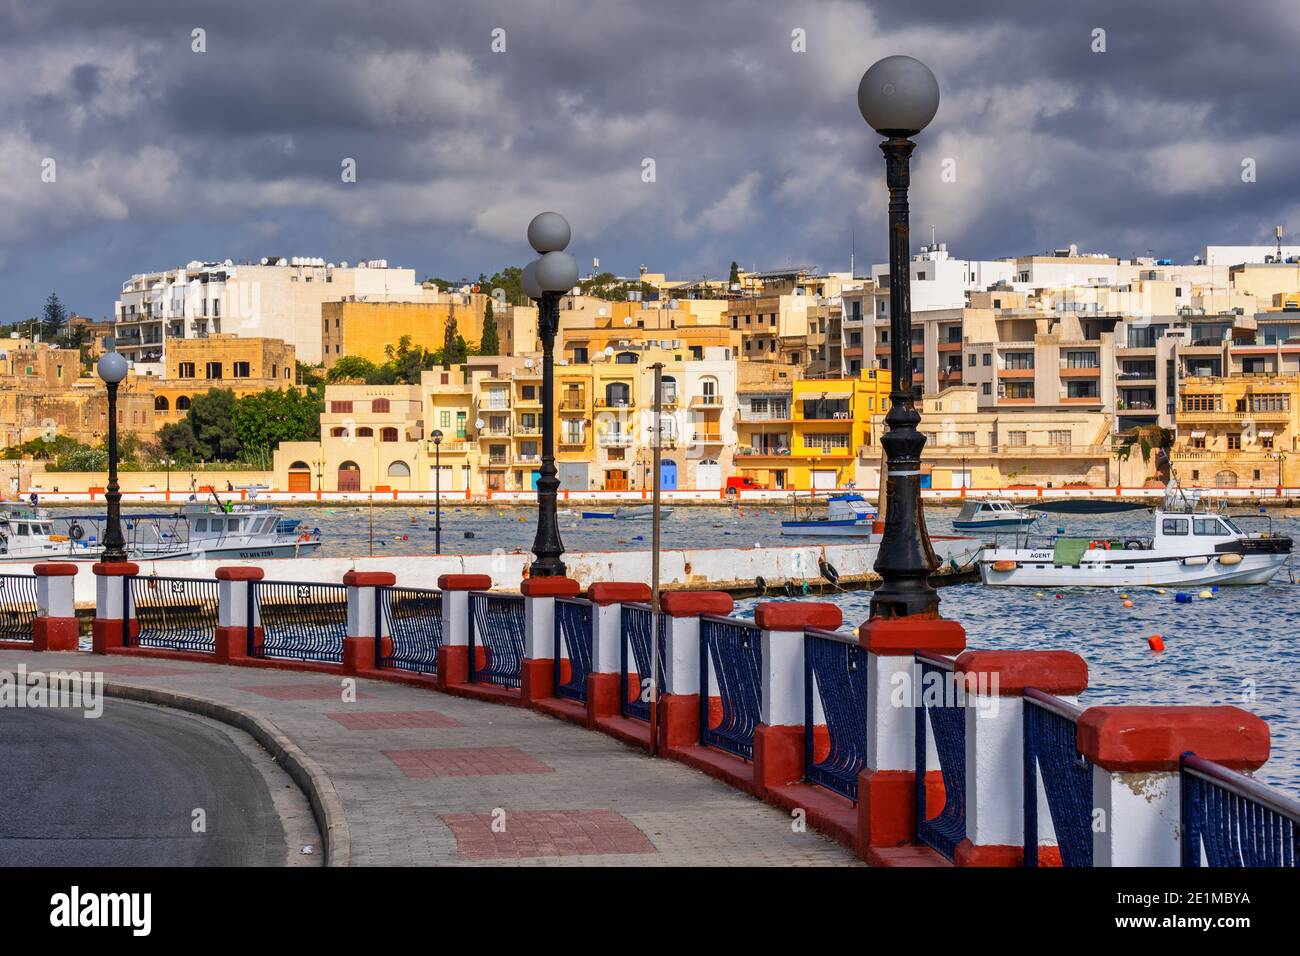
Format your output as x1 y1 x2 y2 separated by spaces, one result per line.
1148 634 1165 652
1123 599 1133 608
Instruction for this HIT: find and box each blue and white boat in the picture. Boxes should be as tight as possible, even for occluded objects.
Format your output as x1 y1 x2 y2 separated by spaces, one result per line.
952 499 1040 531
780 493 879 538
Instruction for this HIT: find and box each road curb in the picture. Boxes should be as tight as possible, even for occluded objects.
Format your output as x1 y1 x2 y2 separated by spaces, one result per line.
98 680 352 867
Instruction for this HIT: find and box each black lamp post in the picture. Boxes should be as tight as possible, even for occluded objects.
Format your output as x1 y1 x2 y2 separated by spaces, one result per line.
858 55 942 619
522 212 579 578
432 429 443 554
97 351 130 564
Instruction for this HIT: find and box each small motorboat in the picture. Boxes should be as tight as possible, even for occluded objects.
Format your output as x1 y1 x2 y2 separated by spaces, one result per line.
780 493 879 538
952 499 1040 531
978 480 1292 588
581 505 674 520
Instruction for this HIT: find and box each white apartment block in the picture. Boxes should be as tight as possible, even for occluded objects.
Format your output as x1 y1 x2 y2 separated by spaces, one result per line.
114 256 432 371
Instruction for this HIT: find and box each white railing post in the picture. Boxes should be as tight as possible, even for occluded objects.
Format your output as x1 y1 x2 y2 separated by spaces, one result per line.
434 574 491 688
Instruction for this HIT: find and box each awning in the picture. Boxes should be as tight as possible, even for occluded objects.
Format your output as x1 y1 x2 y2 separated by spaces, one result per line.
817 391 852 400
1258 430 1274 438
1190 430 1206 438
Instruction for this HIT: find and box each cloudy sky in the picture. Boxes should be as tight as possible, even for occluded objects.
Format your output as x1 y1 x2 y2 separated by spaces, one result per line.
3 0 1298 322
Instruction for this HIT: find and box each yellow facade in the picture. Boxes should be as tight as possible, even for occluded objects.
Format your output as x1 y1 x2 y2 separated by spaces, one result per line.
148 335 297 429
1172 375 1299 488
322 298 486 369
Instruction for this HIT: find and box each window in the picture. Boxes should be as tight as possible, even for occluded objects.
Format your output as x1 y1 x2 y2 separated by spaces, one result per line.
330 401 353 413
957 432 975 446
1194 518 1226 536
521 385 536 401
330 427 347 437
233 361 250 378
1162 518 1188 535
1049 431 1070 446
176 395 191 410
614 352 637 364
387 461 411 478
154 396 169 411
1228 434 1242 450
1182 395 1221 412
357 426 373 437
440 410 451 428
1065 350 1099 368
1007 431 1027 446
1004 352 1034 370
982 353 991 366
372 398 390 413
178 362 195 378
1191 435 1206 449
380 427 398 442
1261 435 1274 450
804 433 850 452
205 362 222 379
573 347 588 363
982 383 992 396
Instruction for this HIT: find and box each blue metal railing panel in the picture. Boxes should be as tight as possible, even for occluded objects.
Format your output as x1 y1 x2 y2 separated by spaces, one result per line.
377 586 443 674
252 581 348 663
803 628 869 801
555 597 594 702
0 573 39 641
700 615 762 760
620 602 664 722
1181 754 1300 867
468 591 525 688
1023 689 1093 867
914 652 966 861
127 576 218 653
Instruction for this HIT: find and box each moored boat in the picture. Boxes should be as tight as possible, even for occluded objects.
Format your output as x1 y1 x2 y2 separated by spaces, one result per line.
780 493 879 538
953 499 1041 531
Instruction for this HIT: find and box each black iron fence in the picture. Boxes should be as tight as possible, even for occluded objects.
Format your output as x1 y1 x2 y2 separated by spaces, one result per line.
376 586 443 675
250 580 348 663
127 576 219 653
0 573 39 641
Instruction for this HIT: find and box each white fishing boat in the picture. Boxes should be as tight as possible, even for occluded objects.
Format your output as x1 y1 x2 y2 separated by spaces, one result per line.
580 505 674 520
952 499 1041 531
0 504 76 561
978 481 1291 588
780 493 879 538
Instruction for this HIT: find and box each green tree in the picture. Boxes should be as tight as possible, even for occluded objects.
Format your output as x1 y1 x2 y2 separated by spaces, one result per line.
326 355 378 383
231 388 323 455
160 389 241 461
1114 424 1174 481
480 298 499 355
41 292 68 340
729 261 741 286
442 315 458 369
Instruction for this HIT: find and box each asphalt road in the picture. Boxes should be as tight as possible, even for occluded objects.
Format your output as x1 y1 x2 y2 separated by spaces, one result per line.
0 698 300 866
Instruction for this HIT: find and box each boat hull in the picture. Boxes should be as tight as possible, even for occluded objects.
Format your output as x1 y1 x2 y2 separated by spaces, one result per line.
953 518 1038 531
979 550 1288 587
780 520 879 538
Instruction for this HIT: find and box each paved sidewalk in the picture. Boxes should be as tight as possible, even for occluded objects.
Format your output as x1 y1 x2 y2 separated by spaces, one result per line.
0 650 858 866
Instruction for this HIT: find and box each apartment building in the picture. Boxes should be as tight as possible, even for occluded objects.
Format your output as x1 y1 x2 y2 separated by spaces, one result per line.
321 294 487 368
149 336 297 429
1171 375 1298 488
115 256 430 368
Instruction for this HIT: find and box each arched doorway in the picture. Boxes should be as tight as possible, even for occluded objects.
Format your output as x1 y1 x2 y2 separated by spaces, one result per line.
287 461 312 492
1215 470 1238 488
337 461 361 492
387 461 411 478
696 459 720 490
154 396 169 411
605 382 630 407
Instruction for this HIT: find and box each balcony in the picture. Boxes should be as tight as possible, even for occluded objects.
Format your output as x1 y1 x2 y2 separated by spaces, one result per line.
694 431 723 443
1059 366 1100 378
478 425 512 438
735 446 792 458
690 395 723 409
737 408 791 422
594 397 635 411
937 369 963 384
1178 408 1291 423
484 455 509 468
996 367 1035 378
937 341 963 352
514 453 541 466
923 443 1111 459
478 396 511 411
598 432 635 447
514 424 542 436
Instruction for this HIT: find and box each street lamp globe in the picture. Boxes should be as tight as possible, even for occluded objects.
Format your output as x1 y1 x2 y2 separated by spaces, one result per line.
527 212 571 253
520 259 544 300
857 55 940 136
97 351 128 384
537 251 579 294
432 429 443 445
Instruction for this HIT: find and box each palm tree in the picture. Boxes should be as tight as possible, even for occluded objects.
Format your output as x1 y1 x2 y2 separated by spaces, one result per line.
1114 424 1174 481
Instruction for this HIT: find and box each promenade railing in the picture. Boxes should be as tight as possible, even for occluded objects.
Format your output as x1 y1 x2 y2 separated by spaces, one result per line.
803 627 869 801
126 575 219 653
1023 687 1093 867
554 596 594 702
376 585 443 675
619 601 664 722
249 580 348 663
1181 753 1300 867
699 614 762 760
0 573 39 642
914 650 966 861
468 590 526 688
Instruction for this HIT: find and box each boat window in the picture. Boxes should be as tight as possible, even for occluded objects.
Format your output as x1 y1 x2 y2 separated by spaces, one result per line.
1222 517 1243 535
194 519 207 531
16 523 27 535
1194 518 1227 536
1162 518 1189 536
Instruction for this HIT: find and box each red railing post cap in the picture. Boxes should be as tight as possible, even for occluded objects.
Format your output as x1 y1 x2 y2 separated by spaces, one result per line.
754 601 842 632
520 576 582 598
92 562 140 577
660 591 734 618
954 650 1088 696
33 562 79 577
215 566 266 581
1077 705 1271 772
857 616 967 656
587 581 652 606
437 573 492 591
342 570 397 587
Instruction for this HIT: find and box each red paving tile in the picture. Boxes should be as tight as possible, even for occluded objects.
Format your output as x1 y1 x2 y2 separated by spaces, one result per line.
383 746 553 778
442 809 657 859
238 684 360 701
329 710 463 730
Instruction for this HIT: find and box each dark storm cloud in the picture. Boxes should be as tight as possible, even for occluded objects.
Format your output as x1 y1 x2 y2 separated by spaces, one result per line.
1 0 1298 318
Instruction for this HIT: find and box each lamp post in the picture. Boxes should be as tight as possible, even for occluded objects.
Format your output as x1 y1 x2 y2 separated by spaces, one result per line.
522 212 579 577
97 351 129 564
432 429 443 554
858 55 942 619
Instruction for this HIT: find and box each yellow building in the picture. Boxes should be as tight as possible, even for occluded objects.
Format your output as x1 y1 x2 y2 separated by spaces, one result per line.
1172 375 1298 488
147 335 297 429
322 296 486 369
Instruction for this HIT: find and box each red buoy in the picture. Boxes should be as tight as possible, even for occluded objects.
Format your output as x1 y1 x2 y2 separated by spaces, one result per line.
1148 634 1165 652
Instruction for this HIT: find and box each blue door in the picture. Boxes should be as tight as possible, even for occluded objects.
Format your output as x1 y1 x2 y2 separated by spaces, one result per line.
530 470 540 490
659 460 678 490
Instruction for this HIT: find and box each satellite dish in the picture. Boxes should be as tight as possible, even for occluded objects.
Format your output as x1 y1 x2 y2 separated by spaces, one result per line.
623 317 632 326
598 307 608 317
474 419 485 430
669 299 679 309
603 346 614 357
524 358 535 368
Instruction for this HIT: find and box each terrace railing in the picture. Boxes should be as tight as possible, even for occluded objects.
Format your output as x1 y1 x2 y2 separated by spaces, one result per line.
803 627 869 801
554 596 594 702
376 586 443 675
468 591 526 688
914 651 967 861
699 615 762 760
620 602 664 722
126 575 219 653
1023 688 1093 867
250 580 348 663
0 573 39 642
1181 754 1300 867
